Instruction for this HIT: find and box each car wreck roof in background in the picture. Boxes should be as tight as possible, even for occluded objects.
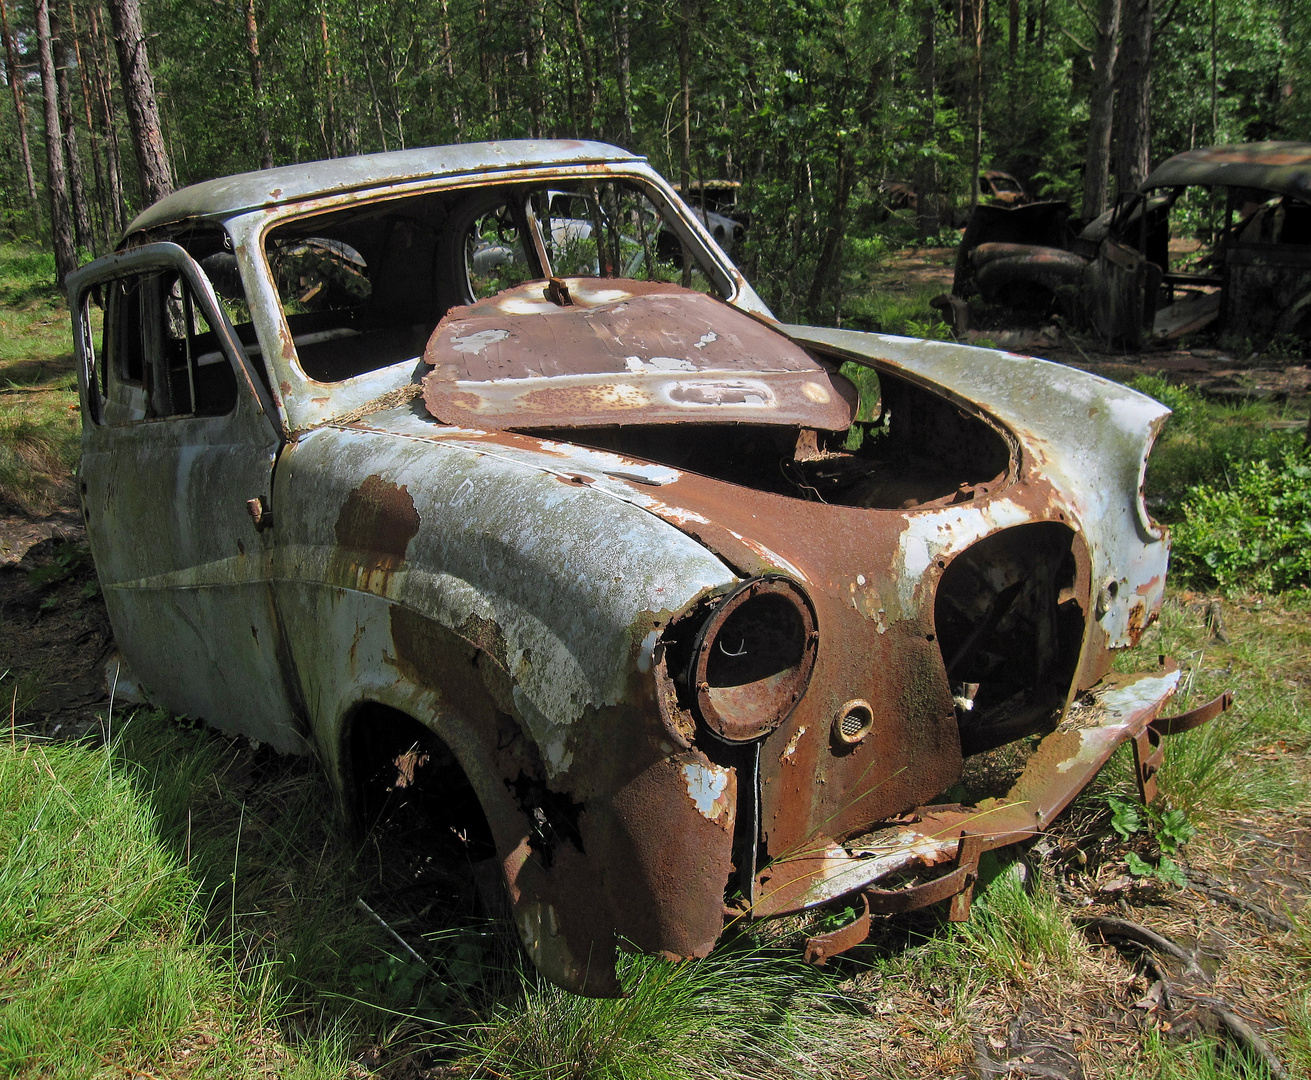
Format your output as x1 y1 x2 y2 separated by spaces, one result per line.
127 140 644 234
1142 141 1311 199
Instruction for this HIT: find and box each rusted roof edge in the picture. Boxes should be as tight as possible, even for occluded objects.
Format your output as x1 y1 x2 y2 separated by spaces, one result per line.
127 140 645 235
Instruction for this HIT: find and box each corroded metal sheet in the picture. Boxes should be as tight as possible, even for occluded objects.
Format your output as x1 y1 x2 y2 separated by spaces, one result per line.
421 279 856 430
1142 141 1311 200
751 664 1183 916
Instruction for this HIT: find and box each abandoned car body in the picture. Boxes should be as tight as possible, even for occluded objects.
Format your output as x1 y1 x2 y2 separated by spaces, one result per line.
954 141 1311 348
68 140 1223 996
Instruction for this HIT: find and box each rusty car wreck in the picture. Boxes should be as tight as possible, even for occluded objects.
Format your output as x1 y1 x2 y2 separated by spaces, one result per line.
954 141 1311 348
68 140 1225 996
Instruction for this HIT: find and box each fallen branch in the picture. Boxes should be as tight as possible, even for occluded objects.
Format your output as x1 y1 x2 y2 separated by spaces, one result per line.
1073 915 1208 981
1185 870 1295 932
1076 916 1288 1079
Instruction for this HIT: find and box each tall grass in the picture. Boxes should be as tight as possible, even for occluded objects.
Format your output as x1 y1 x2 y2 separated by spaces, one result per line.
0 244 82 515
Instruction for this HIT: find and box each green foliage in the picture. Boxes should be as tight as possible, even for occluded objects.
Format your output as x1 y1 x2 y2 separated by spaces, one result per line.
1171 445 1311 591
453 946 855 1080
1107 794 1143 841
1104 794 1196 885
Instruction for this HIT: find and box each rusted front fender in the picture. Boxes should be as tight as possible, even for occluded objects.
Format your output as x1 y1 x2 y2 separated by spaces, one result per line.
272 414 745 994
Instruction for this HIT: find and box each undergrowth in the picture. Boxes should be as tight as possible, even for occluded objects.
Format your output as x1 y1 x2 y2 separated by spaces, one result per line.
0 244 81 515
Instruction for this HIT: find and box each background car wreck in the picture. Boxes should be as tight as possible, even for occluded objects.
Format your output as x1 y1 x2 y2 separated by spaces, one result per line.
67 140 1223 997
952 141 1311 350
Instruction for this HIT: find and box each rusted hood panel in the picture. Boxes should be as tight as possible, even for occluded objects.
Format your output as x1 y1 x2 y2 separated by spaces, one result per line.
782 327 1171 651
421 279 856 430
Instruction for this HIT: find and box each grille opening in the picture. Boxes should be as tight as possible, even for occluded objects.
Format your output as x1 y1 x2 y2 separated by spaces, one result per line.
934 523 1085 756
706 593 806 688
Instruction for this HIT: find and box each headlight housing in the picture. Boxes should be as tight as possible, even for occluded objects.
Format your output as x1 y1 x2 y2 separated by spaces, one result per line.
688 576 817 742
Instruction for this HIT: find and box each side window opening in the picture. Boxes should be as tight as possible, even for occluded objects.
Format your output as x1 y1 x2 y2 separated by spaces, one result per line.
91 269 238 425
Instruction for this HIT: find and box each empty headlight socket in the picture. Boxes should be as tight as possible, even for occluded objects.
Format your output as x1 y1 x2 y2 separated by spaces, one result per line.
686 575 819 743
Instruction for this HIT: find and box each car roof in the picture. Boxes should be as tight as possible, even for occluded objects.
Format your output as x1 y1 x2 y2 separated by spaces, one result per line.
127 139 644 234
1142 141 1311 200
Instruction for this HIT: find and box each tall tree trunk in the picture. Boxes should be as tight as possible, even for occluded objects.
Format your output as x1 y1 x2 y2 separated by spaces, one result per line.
569 0 597 134
1009 0 1019 62
677 0 694 286
438 0 461 139
104 0 171 207
318 5 338 154
1113 0 1152 194
88 1 125 234
67 0 109 245
243 0 271 168
614 1 632 145
0 0 38 202
1083 0 1121 217
35 0 77 282
966 0 983 206
914 0 938 241
51 11 92 250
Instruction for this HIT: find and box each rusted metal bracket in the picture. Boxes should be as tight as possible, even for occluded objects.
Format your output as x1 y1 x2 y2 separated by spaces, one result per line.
803 892 870 966
1151 690 1234 736
1132 724 1165 804
1136 690 1234 803
865 833 984 920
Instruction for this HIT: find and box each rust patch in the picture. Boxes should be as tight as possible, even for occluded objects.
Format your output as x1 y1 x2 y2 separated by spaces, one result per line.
333 474 420 571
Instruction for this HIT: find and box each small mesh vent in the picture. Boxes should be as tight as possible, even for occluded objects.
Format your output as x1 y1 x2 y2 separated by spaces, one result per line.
833 700 874 745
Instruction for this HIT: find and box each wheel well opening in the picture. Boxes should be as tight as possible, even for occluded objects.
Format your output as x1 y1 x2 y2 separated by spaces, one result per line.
346 702 497 864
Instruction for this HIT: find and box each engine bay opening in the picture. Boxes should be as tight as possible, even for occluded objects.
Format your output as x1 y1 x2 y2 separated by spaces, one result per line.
527 368 1013 508
933 523 1086 756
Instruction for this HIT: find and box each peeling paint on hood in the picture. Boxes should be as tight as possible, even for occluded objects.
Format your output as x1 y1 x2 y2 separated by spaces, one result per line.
421 279 857 430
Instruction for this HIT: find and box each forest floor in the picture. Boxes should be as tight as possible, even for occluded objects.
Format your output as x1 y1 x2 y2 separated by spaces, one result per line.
1 243 1309 1079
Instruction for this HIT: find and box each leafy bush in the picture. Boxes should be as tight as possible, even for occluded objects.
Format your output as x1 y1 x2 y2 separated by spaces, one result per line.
1170 443 1311 591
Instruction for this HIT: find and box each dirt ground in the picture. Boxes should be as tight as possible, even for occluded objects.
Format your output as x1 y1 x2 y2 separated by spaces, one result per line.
3 250 1309 1076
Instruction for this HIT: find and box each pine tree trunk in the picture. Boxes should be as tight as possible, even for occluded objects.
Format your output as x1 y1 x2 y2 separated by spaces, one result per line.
1113 0 1152 195
104 0 171 207
915 0 939 241
88 2 125 234
615 1 632 145
317 6 338 155
569 0 597 134
243 0 271 168
438 0 460 139
1083 0 1121 218
677 0 694 286
51 11 92 250
35 0 77 282
966 0 982 206
67 0 110 245
0 0 38 202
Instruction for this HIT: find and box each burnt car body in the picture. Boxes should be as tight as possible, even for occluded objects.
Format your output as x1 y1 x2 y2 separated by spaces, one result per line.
955 142 1311 348
68 140 1221 996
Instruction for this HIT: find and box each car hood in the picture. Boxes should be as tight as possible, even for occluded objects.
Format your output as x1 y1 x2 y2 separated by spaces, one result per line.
420 279 857 431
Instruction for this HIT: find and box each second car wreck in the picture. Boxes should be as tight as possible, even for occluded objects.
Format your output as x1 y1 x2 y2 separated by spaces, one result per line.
954 141 1311 349
68 140 1226 996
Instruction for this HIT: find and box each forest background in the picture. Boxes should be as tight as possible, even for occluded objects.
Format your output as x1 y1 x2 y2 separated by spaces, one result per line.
2 0 1310 325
